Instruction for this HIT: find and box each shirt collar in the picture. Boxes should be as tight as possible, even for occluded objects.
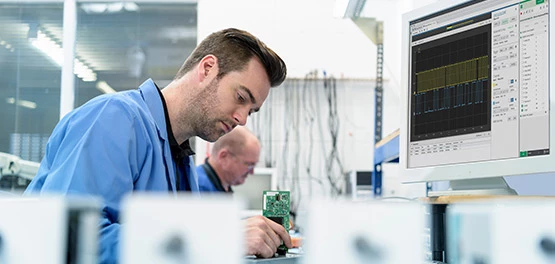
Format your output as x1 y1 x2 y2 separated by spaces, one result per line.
154 82 195 158
203 159 233 193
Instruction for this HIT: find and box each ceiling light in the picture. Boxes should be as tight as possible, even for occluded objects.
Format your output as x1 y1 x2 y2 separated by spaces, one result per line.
106 2 124 13
96 81 116 94
30 30 97 82
81 3 107 13
5 97 37 109
124 3 139 12
81 2 139 14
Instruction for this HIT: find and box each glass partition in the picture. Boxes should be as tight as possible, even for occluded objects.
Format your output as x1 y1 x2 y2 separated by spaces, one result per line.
75 2 197 105
0 1 197 162
0 3 63 161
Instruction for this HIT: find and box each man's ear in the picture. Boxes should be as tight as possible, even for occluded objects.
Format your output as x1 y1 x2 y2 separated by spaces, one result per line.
217 149 233 168
218 149 230 160
197 55 218 83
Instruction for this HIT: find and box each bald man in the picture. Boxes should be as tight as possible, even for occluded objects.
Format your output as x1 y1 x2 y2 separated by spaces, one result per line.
196 126 260 192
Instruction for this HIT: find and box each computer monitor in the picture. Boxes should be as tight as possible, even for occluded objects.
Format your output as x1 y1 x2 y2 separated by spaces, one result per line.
400 0 555 195
233 167 277 211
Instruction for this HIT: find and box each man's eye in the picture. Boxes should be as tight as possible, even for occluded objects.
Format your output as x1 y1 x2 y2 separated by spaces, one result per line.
237 94 246 103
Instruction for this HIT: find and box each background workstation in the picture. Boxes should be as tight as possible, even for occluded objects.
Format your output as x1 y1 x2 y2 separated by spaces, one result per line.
0 0 427 208
2 0 555 263
2 0 554 203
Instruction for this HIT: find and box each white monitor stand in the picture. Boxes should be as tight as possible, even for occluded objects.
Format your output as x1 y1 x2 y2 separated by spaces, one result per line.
428 177 517 197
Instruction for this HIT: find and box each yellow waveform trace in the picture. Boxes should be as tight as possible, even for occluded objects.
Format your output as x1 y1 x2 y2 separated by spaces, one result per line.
416 56 489 93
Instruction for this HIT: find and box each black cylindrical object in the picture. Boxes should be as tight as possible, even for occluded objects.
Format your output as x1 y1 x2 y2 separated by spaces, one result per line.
430 203 447 262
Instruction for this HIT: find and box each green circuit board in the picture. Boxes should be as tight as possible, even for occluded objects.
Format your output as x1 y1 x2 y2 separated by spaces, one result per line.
262 190 290 255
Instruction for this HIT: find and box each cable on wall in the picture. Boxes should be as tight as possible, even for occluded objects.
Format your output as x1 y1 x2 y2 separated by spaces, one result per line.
323 72 346 196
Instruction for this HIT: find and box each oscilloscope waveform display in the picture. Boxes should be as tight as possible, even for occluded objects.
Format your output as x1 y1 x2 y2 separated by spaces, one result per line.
410 28 491 141
414 56 488 115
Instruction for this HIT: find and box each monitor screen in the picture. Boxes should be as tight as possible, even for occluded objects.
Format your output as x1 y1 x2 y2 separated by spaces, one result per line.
400 0 555 193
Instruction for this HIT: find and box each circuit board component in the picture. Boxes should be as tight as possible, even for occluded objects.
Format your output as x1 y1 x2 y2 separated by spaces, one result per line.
262 190 290 255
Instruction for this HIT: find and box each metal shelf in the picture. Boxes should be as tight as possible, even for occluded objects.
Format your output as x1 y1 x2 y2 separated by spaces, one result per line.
372 129 399 196
374 129 399 164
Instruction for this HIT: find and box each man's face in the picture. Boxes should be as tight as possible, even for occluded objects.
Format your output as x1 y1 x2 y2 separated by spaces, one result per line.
226 145 260 186
188 57 271 142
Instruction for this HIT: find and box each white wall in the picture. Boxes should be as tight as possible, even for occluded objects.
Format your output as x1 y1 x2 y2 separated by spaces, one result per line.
198 0 377 79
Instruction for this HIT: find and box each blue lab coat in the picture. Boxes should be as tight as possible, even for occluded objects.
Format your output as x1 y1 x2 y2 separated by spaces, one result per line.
196 164 219 192
25 79 199 264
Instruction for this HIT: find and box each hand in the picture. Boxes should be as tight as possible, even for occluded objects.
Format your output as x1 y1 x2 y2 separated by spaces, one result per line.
243 215 292 258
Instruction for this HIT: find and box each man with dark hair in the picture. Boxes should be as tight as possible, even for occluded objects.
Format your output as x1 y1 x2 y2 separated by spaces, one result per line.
25 28 290 263
197 126 260 192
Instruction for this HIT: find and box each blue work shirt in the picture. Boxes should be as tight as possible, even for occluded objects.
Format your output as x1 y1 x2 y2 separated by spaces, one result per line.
196 164 218 192
25 79 199 264
196 161 232 193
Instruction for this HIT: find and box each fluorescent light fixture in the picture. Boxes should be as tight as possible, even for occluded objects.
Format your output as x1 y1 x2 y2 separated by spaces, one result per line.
74 59 96 82
124 2 139 12
81 2 139 14
106 2 124 13
96 81 116 94
1 39 15 52
30 30 97 82
6 97 37 109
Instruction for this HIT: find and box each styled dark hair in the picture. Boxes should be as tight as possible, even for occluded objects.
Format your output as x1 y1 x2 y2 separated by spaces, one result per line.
175 28 286 87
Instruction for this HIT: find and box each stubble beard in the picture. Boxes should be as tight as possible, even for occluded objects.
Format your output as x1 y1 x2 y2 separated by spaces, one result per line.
186 79 226 142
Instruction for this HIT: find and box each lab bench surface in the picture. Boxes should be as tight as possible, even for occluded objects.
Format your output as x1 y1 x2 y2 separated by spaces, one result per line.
245 254 302 264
